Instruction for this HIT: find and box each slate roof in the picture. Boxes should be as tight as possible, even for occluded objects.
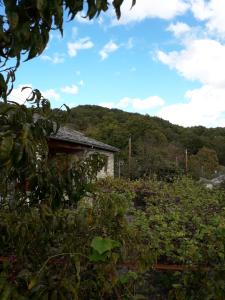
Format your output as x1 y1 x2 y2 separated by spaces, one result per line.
50 127 119 153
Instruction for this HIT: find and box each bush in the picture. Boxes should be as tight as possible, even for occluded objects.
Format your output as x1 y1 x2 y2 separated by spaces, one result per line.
97 177 225 299
1 97 225 299
0 188 152 299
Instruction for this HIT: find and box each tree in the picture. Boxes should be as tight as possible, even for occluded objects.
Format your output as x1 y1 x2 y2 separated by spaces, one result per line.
0 1 138 205
0 0 136 100
189 147 219 179
180 130 204 155
0 89 106 209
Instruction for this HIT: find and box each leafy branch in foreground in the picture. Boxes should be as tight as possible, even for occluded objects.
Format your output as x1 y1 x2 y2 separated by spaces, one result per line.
0 88 104 209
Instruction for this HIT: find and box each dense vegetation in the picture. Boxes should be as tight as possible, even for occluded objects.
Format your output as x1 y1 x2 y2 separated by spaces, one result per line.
67 105 225 179
1 175 225 299
2 2 224 299
98 177 225 299
1 96 225 299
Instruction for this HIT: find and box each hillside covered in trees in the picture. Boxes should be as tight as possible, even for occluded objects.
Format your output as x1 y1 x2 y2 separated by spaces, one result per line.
66 105 225 179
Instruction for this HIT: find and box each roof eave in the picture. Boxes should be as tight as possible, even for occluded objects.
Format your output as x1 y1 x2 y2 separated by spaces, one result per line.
49 136 119 153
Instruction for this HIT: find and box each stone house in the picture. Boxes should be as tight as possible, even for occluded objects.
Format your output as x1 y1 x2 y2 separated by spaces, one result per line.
48 127 119 177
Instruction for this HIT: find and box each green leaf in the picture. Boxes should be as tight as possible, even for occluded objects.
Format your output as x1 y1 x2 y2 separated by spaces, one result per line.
89 249 109 262
36 0 45 11
8 12 19 29
90 236 120 255
1 286 11 300
0 73 7 100
86 0 97 19
132 295 147 300
112 0 123 19
0 136 13 161
131 0 136 8
119 271 138 284
28 277 38 290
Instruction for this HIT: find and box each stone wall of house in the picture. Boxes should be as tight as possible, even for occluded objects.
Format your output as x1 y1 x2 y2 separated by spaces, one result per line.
98 151 114 178
88 150 115 178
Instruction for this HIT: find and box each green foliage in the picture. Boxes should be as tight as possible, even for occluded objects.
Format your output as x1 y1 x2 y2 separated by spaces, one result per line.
91 236 120 255
66 105 225 179
89 236 120 262
1 94 225 298
0 91 105 209
1 162 225 299
0 186 151 299
189 146 219 179
98 177 225 299
0 92 150 299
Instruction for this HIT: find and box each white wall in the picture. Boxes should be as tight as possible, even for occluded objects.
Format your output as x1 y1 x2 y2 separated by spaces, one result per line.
88 149 115 178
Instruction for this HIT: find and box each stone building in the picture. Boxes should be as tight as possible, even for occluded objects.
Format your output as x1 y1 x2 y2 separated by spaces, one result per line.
48 127 119 177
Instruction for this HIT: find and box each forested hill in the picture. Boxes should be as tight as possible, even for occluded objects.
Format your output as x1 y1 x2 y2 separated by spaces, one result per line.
66 105 225 178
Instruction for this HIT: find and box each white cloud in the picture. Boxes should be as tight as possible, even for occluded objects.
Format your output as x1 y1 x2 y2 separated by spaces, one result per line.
100 102 115 109
8 85 60 103
191 0 225 37
157 38 225 88
61 84 79 95
40 53 65 64
112 0 189 25
191 0 211 21
167 22 191 37
157 85 225 127
100 87 225 127
155 12 225 127
8 84 33 104
100 96 164 111
67 37 94 57
132 96 165 110
99 40 119 60
117 97 131 109
42 89 60 100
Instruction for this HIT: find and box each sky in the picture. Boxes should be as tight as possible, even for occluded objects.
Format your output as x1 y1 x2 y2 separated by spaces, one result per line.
8 0 225 128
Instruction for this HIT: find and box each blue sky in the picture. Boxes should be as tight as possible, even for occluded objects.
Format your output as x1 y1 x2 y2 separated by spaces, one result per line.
9 0 225 128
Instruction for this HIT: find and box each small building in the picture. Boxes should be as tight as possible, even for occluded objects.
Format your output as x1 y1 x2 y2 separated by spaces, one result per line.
48 127 119 177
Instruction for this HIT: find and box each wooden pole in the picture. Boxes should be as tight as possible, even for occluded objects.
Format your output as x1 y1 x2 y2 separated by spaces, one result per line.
118 160 121 179
201 165 204 177
175 156 178 168
185 149 188 173
128 135 132 179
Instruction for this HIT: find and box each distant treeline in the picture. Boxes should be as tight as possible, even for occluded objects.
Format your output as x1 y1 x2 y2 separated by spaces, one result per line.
65 105 225 179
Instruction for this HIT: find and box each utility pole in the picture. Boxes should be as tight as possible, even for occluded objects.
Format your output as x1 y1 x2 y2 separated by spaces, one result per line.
118 160 121 179
201 165 204 177
128 135 132 179
175 156 178 168
185 149 188 174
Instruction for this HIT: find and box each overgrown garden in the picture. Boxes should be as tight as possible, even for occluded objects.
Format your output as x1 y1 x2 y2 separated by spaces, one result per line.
0 96 225 298
1 1 225 299
0 91 224 299
1 141 225 299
